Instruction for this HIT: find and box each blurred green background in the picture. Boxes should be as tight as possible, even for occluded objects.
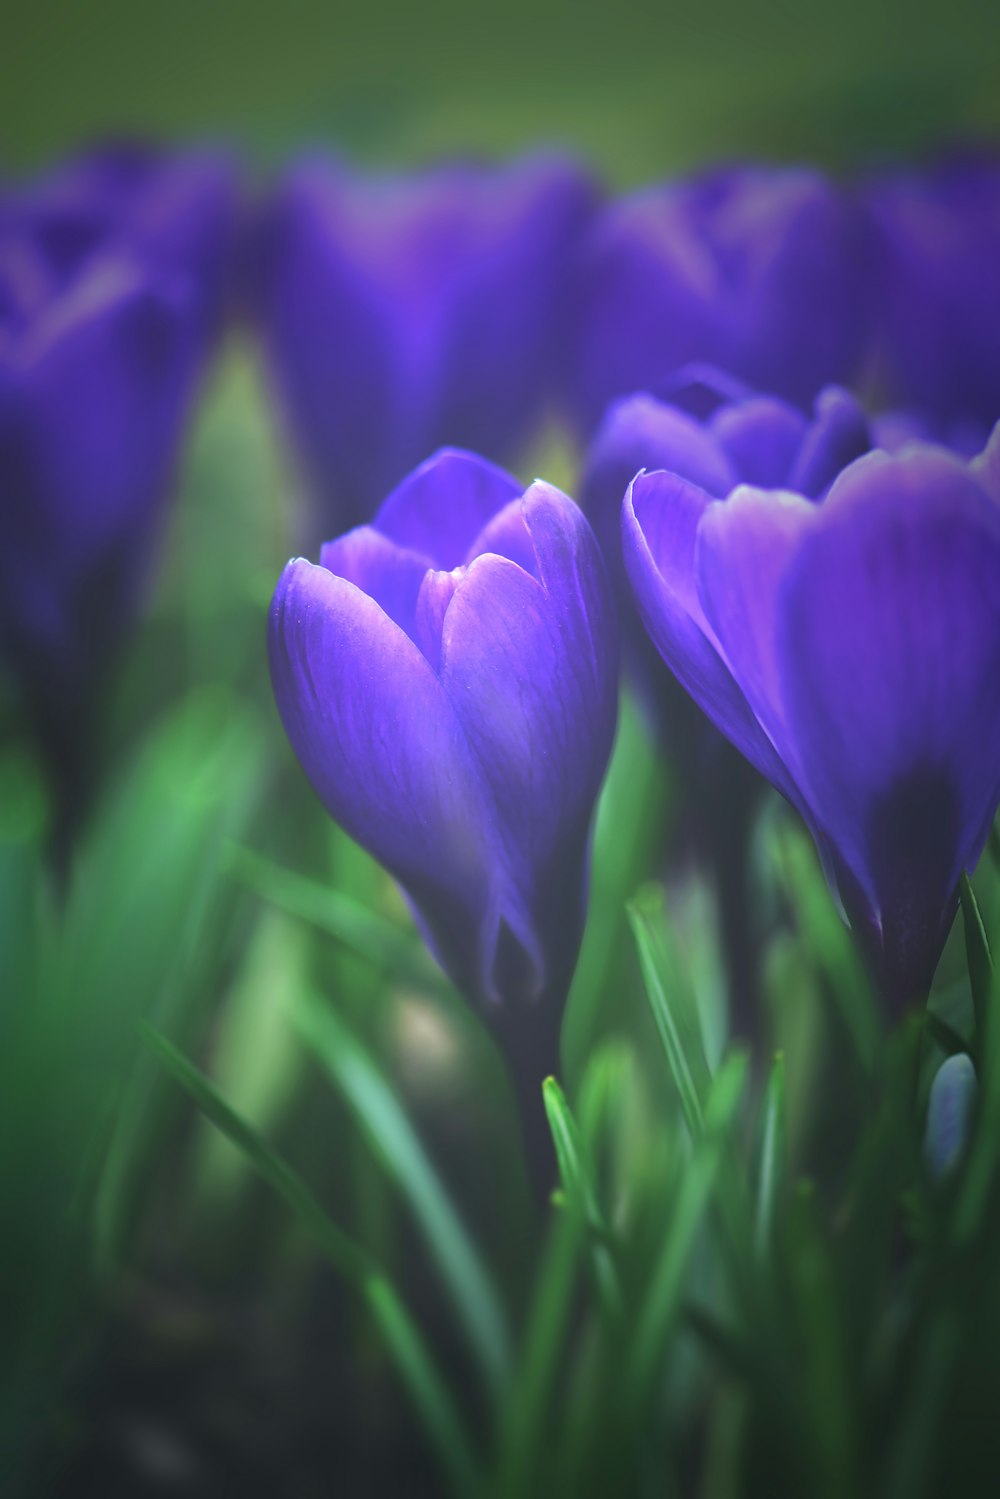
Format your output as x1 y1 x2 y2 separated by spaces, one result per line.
4 0 999 178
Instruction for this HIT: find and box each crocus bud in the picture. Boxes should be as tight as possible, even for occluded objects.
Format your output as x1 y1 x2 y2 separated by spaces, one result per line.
269 449 618 1069
0 144 236 839
925 1053 977 1180
248 153 595 535
623 429 1000 1013
865 154 1000 437
566 164 870 437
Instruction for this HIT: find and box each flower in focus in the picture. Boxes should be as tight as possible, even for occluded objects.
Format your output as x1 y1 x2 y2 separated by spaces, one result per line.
248 153 595 535
865 154 1000 438
566 164 870 436
0 144 236 834
623 428 1000 1010
581 370 872 757
269 449 618 1069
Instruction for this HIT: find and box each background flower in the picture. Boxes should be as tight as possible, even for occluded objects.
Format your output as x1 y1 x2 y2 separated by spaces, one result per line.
248 153 595 536
0 144 236 841
865 153 1000 438
565 163 871 437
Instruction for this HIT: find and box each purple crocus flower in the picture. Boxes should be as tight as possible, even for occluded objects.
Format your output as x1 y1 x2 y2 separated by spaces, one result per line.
865 154 1000 433
623 426 1000 1011
249 153 595 535
269 448 618 1097
0 145 235 837
566 164 870 436
582 370 873 755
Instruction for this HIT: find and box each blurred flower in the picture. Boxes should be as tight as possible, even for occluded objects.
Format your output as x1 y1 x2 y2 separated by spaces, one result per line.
566 164 870 436
865 154 1000 434
248 153 595 534
623 429 1000 1011
0 144 236 838
269 449 618 1068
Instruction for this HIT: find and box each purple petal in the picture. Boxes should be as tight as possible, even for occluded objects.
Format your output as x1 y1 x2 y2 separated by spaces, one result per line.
655 361 754 419
972 421 1000 503
865 156 1000 428
695 484 818 767
464 498 539 576
582 394 736 579
775 449 1000 1001
319 525 431 640
437 485 619 1003
710 396 807 489
788 386 872 497
269 557 497 999
252 153 594 533
414 566 463 672
375 448 523 570
622 471 799 802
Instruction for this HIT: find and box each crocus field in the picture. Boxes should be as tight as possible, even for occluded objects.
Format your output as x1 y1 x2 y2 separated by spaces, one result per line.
3 6 1000 1496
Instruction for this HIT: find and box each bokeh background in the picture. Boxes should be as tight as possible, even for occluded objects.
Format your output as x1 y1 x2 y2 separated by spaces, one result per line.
6 0 1000 180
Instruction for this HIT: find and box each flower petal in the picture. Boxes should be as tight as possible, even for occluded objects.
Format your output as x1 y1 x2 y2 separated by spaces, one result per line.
775 450 1000 998
622 470 798 801
710 396 807 488
437 485 618 1003
788 386 872 498
375 448 523 570
269 557 497 999
319 525 430 640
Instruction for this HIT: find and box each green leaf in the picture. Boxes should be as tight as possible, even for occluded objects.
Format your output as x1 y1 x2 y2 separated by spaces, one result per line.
542 1077 622 1322
563 691 672 1077
625 1051 747 1411
143 1025 479 1497
495 1204 583 1497
755 1053 786 1258
294 991 510 1401
784 1182 857 1498
959 873 994 1046
771 818 880 1075
627 883 712 1135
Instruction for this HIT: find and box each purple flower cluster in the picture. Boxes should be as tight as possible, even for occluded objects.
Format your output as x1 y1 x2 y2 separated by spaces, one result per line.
3 140 1000 1040
0 143 236 825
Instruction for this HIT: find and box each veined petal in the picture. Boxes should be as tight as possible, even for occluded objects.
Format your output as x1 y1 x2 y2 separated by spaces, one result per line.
776 450 1000 1001
319 525 431 640
695 483 818 767
436 485 618 1002
269 557 497 999
375 447 523 569
622 471 798 802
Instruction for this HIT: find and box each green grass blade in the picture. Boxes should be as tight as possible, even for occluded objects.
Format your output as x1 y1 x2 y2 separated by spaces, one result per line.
959 873 994 1046
755 1053 786 1258
772 819 880 1075
542 1076 622 1322
143 1025 479 1496
294 991 511 1401
495 1204 583 1498
784 1182 858 1498
625 1052 748 1410
627 884 711 1135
